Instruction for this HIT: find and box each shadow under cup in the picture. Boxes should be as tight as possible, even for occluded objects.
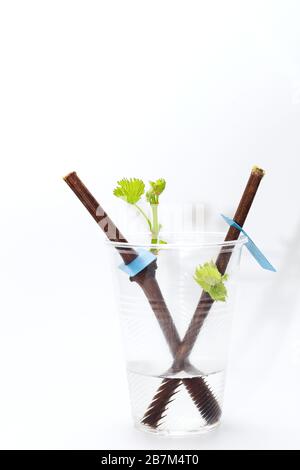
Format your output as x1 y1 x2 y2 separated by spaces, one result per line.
106 232 247 436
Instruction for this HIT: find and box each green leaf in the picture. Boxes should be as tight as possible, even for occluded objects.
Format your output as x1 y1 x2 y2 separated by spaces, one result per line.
194 261 229 302
146 178 166 204
113 178 145 204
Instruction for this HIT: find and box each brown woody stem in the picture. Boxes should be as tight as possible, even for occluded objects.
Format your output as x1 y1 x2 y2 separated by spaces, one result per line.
142 166 265 426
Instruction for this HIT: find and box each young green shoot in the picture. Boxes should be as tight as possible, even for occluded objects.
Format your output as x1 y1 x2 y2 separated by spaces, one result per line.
194 261 229 302
146 179 166 245
113 178 166 251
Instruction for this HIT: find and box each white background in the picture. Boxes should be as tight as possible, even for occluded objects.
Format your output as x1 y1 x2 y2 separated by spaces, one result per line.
0 0 299 449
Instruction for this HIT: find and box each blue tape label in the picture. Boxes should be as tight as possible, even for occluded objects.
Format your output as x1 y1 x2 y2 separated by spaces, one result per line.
221 214 276 272
119 249 157 277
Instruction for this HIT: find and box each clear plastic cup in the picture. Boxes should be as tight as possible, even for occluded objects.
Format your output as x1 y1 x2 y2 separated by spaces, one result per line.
106 232 247 436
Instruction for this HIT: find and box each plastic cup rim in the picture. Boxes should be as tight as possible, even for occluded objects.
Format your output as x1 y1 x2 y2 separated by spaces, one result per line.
105 231 248 250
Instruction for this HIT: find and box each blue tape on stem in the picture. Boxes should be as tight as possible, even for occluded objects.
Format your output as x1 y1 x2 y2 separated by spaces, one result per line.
119 249 157 277
221 214 276 272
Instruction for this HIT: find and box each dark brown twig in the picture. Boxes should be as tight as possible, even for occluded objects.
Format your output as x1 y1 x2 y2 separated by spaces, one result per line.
142 166 265 427
63 172 221 424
